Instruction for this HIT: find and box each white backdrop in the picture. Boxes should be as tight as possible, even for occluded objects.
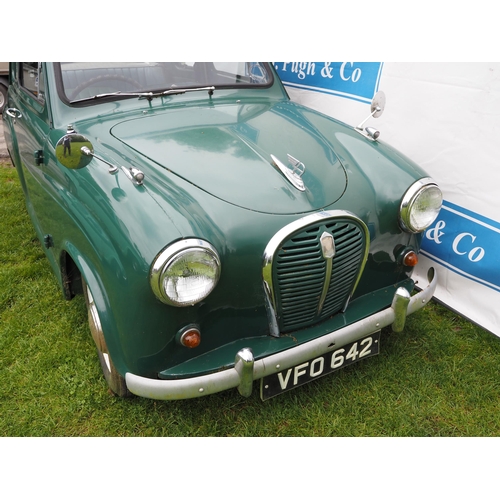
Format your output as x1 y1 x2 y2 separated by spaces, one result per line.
274 62 500 336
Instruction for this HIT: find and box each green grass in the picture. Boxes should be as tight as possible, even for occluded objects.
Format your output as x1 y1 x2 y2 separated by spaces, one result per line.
2 158 500 437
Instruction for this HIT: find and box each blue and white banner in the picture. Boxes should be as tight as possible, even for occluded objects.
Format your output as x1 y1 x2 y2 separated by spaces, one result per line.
273 62 383 103
280 62 500 336
422 202 500 293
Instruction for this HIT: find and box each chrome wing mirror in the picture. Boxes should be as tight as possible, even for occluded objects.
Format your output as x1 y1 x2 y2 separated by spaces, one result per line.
56 125 144 186
355 91 386 141
55 126 94 170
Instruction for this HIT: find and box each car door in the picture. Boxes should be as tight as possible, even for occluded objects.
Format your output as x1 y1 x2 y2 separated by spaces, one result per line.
7 63 52 239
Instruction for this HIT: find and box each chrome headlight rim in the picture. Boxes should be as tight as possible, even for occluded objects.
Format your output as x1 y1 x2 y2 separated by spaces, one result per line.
150 239 221 307
399 177 443 234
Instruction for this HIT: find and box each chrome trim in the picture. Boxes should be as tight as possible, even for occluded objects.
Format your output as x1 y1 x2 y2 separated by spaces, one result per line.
270 154 306 192
262 210 370 337
399 177 442 233
263 280 280 336
318 231 336 314
81 146 118 174
235 348 254 397
125 268 437 400
354 126 380 142
5 108 23 119
391 287 411 332
318 253 333 315
320 231 336 260
150 239 221 306
81 146 145 184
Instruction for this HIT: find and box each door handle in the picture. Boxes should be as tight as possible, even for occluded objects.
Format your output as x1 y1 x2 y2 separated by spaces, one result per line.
5 108 23 119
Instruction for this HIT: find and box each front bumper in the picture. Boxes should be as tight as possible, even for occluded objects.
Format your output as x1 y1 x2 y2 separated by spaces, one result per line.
126 267 437 401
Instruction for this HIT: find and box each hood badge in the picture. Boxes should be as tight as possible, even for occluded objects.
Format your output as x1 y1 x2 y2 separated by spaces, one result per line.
270 154 306 192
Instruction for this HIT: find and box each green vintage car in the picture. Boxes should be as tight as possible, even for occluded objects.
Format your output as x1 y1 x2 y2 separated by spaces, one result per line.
3 62 441 400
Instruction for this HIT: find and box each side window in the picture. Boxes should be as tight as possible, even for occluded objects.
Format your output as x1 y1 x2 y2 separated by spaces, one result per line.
20 62 45 101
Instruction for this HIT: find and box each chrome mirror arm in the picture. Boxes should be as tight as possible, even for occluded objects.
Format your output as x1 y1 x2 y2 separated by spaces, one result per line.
355 106 382 131
81 146 119 174
81 147 145 186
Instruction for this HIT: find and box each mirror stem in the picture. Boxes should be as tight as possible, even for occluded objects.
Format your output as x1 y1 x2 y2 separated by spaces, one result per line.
81 146 119 174
356 106 381 131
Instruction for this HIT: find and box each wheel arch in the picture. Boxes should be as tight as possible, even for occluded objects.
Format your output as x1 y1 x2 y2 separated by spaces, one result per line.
60 250 83 300
61 244 130 379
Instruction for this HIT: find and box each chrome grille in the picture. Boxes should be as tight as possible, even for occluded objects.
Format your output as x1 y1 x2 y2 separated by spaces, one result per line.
263 211 369 336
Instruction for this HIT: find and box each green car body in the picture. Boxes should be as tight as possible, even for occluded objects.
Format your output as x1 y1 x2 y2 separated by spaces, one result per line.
3 62 441 400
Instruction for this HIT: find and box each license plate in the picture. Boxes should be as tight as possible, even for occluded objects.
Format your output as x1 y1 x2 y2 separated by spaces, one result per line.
260 331 380 400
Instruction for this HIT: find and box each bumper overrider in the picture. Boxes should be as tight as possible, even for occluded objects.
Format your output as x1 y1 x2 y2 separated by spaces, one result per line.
126 267 437 400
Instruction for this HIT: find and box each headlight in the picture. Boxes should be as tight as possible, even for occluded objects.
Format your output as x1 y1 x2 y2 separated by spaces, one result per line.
399 177 443 233
150 239 221 306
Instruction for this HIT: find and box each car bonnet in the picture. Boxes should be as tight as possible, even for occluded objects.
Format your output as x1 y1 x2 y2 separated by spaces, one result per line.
110 100 347 214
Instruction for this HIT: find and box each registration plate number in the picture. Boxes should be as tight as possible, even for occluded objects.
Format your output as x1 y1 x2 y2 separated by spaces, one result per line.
260 331 380 400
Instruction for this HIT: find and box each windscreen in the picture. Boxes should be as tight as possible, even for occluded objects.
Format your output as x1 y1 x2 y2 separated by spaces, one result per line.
59 62 272 102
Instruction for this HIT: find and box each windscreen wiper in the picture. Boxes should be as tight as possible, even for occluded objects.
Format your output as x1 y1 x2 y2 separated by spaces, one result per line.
70 86 216 104
140 86 216 100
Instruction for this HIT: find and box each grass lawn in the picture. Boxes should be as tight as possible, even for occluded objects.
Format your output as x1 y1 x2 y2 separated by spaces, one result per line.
2 158 500 439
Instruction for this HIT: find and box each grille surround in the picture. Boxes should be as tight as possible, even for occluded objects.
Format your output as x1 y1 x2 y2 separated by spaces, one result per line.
262 210 370 337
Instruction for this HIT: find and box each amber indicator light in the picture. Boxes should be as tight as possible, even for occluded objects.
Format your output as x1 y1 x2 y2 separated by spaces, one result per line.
180 328 201 348
403 251 418 267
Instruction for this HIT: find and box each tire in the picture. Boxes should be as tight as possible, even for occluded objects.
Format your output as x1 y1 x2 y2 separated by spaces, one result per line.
0 84 7 114
83 278 131 397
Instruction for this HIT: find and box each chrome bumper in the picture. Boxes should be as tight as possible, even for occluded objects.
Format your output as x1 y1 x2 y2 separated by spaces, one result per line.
126 268 437 401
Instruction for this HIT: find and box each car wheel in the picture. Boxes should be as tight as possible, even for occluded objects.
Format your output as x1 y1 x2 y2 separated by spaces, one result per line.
0 84 7 114
83 278 131 397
